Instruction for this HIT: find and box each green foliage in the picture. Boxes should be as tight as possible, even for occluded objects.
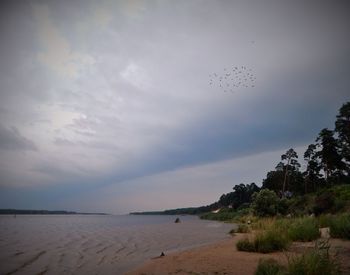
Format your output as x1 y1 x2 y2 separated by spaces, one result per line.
316 128 345 183
255 240 340 275
200 207 250 221
254 228 290 253
262 170 284 193
335 102 350 165
236 227 290 253
236 223 250 233
313 190 335 215
236 238 256 252
252 189 279 217
287 217 320 242
317 214 333 228
219 182 260 209
329 214 350 239
287 249 340 275
255 259 285 275
277 198 290 215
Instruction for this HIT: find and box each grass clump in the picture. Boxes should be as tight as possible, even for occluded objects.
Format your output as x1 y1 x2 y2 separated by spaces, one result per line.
230 223 251 235
236 237 256 252
287 243 340 275
236 227 290 253
287 217 320 242
237 223 250 233
255 228 290 253
317 214 333 228
255 259 285 275
255 240 340 275
329 214 350 239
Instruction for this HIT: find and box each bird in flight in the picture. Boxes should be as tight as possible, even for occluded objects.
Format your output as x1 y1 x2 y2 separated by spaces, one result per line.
208 66 256 93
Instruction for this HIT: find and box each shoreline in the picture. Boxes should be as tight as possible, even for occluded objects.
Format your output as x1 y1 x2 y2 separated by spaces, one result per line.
126 233 350 275
125 233 288 275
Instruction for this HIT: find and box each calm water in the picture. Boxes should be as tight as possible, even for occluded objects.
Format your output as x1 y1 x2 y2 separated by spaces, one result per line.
0 215 233 274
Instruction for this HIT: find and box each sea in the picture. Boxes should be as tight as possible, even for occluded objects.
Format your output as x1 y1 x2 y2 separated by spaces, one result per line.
0 214 233 275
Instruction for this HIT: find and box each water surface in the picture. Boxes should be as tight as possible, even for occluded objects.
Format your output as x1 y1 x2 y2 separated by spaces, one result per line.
0 215 233 274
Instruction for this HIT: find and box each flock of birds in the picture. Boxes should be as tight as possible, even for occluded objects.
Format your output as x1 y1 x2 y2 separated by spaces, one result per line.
208 66 256 93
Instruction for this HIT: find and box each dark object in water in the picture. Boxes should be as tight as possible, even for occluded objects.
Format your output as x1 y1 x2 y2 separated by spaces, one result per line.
174 217 181 223
152 252 165 259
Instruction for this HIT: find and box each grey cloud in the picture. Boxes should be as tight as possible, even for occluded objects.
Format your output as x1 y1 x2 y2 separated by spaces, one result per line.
0 124 37 151
0 0 350 212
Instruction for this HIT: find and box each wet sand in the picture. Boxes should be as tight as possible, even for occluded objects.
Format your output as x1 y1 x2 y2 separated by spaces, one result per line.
127 233 350 275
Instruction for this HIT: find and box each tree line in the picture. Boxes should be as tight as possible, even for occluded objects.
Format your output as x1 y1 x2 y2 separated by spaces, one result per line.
212 101 350 210
131 102 350 215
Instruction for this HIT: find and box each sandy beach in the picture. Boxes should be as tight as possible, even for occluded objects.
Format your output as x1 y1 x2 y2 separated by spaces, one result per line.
127 233 350 275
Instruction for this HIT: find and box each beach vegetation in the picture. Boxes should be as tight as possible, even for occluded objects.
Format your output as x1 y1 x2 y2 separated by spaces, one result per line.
236 237 256 252
287 242 340 275
329 213 350 239
236 226 290 253
255 259 285 275
287 217 320 242
255 240 340 275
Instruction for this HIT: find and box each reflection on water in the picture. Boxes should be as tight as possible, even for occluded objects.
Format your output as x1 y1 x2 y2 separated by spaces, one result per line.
0 215 232 275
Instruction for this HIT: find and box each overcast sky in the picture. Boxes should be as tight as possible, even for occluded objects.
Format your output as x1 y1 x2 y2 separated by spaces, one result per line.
0 0 349 214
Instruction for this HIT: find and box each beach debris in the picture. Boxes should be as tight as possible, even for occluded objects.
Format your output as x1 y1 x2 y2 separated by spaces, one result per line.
208 66 256 93
174 217 181 223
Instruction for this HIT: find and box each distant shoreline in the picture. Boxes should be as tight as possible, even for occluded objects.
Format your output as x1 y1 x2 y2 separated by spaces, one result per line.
0 209 108 215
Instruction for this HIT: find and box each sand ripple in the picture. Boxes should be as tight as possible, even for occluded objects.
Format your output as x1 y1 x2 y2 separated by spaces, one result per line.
0 215 232 274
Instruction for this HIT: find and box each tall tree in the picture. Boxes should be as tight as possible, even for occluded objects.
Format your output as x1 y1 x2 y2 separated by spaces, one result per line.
315 128 345 183
335 102 350 173
281 148 300 195
303 144 322 192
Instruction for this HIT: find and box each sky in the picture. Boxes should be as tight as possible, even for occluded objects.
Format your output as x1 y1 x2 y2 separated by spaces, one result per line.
0 0 349 214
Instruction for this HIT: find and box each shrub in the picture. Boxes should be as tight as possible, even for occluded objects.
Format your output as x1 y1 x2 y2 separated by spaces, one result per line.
255 240 340 275
287 249 339 275
252 190 279 217
277 198 290 215
236 227 290 253
317 214 333 228
236 238 255 252
313 190 335 215
329 214 350 239
287 217 320 242
236 223 250 233
254 228 290 253
255 259 285 275
251 218 276 230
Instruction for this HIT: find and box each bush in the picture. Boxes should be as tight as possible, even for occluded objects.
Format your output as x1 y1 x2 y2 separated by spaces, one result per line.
255 259 285 275
313 190 335 215
236 238 256 252
277 198 290 215
252 190 279 217
236 223 250 233
329 214 350 239
287 249 339 275
317 214 333 228
287 217 320 242
236 227 290 253
255 228 290 253
255 240 340 275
